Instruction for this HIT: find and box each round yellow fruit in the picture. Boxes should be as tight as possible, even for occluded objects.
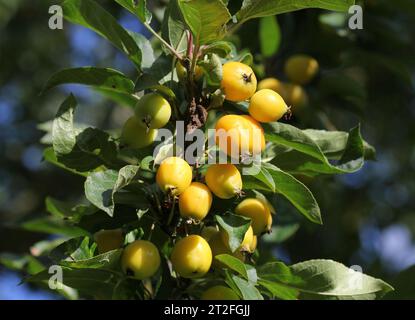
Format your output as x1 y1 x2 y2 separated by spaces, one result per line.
94 229 124 254
121 116 158 149
215 114 265 157
248 89 288 123
134 93 171 129
221 61 257 102
171 235 212 278
284 54 319 85
221 226 254 253
201 285 240 300
257 77 284 92
179 182 212 221
205 164 242 199
283 83 308 109
235 198 272 235
156 157 193 195
121 240 160 280
209 233 245 267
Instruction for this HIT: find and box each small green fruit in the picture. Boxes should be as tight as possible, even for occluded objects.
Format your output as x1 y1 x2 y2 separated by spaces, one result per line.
134 93 171 129
121 116 158 149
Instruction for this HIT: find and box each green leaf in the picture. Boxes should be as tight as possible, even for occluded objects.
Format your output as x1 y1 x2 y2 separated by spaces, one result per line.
21 217 89 237
84 165 141 216
264 122 366 176
62 0 142 69
259 16 280 57
236 0 355 25
61 249 123 270
302 129 376 160
215 214 251 252
178 0 231 45
244 163 322 224
45 197 97 223
85 170 119 216
128 31 155 69
258 279 299 300
199 53 223 85
52 95 120 172
114 0 152 24
203 41 233 58
136 54 173 91
231 275 264 300
161 0 187 54
258 260 394 300
215 254 247 278
42 67 135 95
243 164 275 192
43 147 88 177
215 254 257 283
27 267 130 299
49 237 95 262
94 88 139 108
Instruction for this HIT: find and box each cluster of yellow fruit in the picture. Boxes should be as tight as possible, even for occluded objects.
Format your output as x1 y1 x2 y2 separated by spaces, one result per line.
97 58 311 299
258 54 319 112
155 158 272 278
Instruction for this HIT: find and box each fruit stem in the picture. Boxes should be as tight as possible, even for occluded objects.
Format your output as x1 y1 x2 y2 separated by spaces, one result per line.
144 23 183 61
147 222 155 241
167 196 176 226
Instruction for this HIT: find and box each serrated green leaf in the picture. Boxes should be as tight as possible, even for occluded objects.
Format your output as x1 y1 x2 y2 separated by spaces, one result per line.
264 122 366 176
258 260 394 300
178 0 231 45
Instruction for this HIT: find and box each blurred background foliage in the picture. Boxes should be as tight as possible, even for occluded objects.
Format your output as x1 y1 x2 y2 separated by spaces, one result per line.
0 0 414 299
